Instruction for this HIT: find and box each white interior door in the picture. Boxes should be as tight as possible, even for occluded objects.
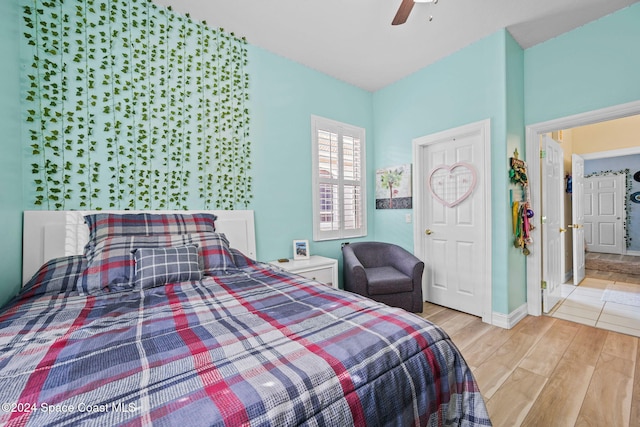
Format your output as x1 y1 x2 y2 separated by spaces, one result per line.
418 128 486 317
571 154 586 285
584 174 625 254
542 136 564 313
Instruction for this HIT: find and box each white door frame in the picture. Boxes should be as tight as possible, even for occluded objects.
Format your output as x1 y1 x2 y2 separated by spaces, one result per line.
413 119 492 324
526 100 640 316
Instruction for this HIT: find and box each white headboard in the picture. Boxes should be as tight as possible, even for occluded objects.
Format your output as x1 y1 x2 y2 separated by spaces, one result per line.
23 210 256 285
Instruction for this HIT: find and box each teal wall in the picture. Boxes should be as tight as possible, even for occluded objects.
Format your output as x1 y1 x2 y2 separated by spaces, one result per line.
247 45 374 264
505 33 527 313
372 31 505 247
372 30 520 314
0 0 23 306
525 3 640 125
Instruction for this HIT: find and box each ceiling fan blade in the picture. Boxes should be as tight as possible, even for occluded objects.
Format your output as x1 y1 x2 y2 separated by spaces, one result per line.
392 0 414 25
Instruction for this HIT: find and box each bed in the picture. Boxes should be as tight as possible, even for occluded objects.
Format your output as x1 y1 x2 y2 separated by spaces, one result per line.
1 210 491 426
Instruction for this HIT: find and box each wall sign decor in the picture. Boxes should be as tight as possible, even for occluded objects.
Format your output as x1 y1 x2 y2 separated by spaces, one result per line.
631 192 640 204
375 164 412 209
427 162 477 208
634 170 640 182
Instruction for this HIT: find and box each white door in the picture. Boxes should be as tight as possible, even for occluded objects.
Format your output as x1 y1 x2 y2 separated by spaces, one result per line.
584 174 625 254
571 154 586 285
416 125 487 318
542 136 564 313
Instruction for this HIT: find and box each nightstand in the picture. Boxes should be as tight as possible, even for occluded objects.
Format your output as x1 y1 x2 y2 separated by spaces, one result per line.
269 255 339 288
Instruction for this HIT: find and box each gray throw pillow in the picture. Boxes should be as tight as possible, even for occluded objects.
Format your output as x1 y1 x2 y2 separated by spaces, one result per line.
133 245 202 289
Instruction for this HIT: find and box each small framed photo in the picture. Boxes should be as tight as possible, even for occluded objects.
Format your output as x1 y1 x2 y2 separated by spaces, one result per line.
293 239 310 260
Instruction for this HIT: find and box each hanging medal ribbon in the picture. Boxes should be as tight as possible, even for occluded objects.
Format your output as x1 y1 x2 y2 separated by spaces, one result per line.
509 149 534 255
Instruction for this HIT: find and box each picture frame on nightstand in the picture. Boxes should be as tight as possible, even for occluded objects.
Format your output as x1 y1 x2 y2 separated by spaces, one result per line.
293 239 309 260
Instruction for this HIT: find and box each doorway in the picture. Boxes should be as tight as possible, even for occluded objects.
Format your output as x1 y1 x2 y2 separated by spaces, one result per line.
526 100 640 316
413 119 492 324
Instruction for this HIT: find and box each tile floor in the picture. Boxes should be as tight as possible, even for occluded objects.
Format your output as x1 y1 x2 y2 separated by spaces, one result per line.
549 276 640 338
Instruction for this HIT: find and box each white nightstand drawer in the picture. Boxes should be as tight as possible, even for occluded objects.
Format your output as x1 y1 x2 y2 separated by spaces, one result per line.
297 267 334 286
268 255 339 288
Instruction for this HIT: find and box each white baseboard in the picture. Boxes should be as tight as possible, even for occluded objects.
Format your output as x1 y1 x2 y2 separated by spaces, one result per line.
563 270 573 284
626 250 640 257
492 303 528 329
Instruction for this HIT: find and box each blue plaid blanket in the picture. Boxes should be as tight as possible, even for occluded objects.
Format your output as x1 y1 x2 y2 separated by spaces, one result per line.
0 262 491 426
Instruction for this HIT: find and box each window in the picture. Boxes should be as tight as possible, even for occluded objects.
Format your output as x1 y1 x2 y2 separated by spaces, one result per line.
311 115 366 241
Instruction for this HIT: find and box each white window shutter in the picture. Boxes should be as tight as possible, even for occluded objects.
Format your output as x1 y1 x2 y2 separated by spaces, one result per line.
311 115 366 241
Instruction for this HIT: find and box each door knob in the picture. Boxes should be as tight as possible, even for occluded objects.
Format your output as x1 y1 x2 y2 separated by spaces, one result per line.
425 229 433 235
559 228 566 233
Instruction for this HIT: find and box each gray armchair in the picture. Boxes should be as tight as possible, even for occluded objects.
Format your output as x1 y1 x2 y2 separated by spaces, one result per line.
342 242 424 313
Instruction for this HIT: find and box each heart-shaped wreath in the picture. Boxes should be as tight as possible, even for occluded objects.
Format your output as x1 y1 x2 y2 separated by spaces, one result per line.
428 162 478 208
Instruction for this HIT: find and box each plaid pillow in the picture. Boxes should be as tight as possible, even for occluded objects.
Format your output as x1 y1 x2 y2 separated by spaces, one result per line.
169 233 238 275
133 245 202 289
84 213 217 244
80 232 238 295
20 256 87 299
80 235 169 295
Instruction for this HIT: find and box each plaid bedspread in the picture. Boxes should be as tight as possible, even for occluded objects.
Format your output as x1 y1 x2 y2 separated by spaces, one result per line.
0 263 491 426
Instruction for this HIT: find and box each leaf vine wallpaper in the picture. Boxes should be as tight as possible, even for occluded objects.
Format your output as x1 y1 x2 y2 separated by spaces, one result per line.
22 0 252 210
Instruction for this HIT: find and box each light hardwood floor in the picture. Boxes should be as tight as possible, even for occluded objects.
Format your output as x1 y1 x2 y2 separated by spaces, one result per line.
550 277 640 337
420 302 640 427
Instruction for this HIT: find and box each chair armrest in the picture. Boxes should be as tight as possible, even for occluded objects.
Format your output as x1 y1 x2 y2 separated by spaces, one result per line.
388 245 424 282
342 245 367 294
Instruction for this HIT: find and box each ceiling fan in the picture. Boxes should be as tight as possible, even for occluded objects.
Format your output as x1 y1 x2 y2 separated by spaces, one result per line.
392 0 438 25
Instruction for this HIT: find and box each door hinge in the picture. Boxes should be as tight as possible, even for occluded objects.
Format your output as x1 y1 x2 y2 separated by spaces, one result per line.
541 280 547 290
540 150 546 158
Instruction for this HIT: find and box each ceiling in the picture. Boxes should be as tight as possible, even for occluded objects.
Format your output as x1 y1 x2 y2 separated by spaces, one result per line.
152 0 639 92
